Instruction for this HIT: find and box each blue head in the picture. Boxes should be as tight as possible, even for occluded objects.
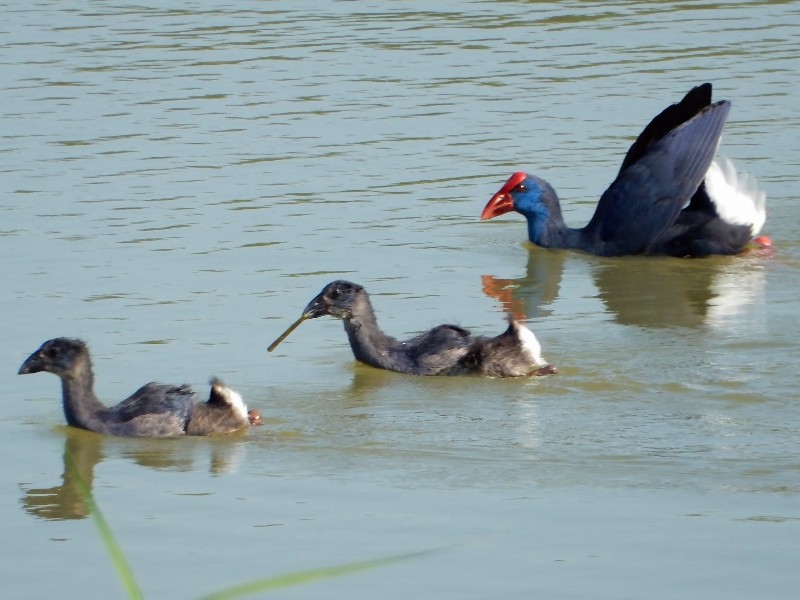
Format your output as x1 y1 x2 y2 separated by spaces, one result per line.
482 172 564 246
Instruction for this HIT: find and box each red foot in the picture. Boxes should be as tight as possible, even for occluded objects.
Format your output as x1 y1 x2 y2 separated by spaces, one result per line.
754 235 772 247
534 364 558 376
248 409 263 426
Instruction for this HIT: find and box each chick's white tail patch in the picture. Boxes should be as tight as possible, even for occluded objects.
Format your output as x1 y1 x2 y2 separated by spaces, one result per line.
210 378 248 421
513 321 547 367
704 157 766 235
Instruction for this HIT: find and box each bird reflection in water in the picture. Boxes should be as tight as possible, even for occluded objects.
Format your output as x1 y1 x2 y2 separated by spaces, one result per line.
481 250 568 322
482 248 767 330
21 428 252 521
22 429 101 520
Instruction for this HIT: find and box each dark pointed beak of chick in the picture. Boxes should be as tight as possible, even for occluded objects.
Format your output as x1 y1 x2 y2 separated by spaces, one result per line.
302 292 331 319
18 351 45 375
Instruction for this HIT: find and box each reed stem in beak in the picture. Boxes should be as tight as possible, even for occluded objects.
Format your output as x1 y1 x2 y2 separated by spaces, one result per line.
267 315 307 352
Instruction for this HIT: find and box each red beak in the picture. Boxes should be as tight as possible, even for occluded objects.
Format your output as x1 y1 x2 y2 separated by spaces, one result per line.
481 172 527 220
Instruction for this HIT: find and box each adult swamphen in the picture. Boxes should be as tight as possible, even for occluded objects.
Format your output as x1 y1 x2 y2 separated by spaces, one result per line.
18 338 260 437
481 84 767 257
268 280 557 378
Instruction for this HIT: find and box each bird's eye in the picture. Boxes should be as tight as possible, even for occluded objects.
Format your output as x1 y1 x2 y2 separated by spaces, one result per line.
329 288 341 300
45 346 59 358
514 184 527 193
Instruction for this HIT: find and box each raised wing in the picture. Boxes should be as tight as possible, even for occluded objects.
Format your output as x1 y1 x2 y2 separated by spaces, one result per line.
617 83 713 176
583 100 731 256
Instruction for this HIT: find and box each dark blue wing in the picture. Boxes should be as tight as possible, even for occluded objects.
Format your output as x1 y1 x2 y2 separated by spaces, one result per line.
582 100 731 256
617 83 712 176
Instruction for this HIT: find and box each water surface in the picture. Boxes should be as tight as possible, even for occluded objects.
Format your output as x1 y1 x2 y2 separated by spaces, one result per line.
2 1 799 598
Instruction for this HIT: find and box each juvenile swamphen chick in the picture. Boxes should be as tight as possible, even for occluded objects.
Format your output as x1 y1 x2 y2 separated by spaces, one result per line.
19 338 254 437
270 281 557 378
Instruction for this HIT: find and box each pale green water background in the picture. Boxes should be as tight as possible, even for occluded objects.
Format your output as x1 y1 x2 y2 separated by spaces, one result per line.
2 1 799 598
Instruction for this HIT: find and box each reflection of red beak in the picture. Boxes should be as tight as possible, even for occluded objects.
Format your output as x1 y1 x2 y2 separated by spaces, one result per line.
481 275 527 321
481 172 527 220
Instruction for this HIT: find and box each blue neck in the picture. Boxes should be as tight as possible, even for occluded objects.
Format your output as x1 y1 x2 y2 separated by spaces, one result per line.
524 208 584 250
525 210 553 247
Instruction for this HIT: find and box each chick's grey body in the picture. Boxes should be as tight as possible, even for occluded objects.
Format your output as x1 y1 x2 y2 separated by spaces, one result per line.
301 281 554 377
18 338 250 437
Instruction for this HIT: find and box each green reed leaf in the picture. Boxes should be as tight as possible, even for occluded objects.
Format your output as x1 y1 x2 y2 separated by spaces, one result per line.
200 548 440 600
65 442 439 600
65 450 145 600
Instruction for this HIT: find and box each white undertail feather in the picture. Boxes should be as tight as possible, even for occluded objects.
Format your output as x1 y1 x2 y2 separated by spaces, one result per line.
210 379 248 421
514 322 547 367
704 157 767 235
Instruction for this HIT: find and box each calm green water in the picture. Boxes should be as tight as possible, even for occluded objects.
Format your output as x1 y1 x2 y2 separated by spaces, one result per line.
2 1 799 598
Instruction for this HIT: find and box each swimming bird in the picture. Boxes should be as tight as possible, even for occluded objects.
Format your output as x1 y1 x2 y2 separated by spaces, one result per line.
18 338 255 437
481 83 767 257
268 280 557 377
